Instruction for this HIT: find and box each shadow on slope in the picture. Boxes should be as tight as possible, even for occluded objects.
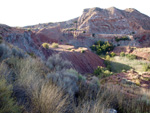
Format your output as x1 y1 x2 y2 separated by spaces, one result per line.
110 61 132 73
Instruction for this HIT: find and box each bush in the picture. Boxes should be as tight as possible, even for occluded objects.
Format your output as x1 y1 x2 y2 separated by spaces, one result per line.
90 41 114 55
105 55 111 60
126 54 137 60
115 36 130 42
51 42 59 48
11 57 68 113
42 43 50 49
11 47 27 58
110 52 116 57
0 79 21 113
80 50 85 53
120 52 125 57
46 54 72 71
47 68 79 95
143 64 150 71
31 82 68 113
94 66 113 78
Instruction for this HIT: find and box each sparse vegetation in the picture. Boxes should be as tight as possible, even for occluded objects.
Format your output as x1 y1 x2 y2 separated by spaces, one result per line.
90 41 114 55
126 53 137 60
80 49 85 53
109 56 149 73
120 52 125 57
119 51 137 60
51 42 59 48
1 31 150 113
42 43 50 49
143 64 150 72
115 36 130 42
110 52 116 57
94 66 113 78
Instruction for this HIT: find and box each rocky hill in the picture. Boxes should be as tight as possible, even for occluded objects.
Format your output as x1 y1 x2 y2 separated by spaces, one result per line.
1 7 150 73
25 7 150 48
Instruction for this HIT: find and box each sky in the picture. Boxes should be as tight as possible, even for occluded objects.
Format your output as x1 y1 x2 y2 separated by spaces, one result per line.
0 0 149 27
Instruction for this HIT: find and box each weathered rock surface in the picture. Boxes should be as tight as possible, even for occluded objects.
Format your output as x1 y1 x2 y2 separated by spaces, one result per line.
1 7 150 73
0 25 105 73
78 7 150 34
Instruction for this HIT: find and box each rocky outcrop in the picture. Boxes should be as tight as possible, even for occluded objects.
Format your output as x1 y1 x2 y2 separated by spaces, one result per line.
0 25 105 74
1 7 150 73
77 7 150 34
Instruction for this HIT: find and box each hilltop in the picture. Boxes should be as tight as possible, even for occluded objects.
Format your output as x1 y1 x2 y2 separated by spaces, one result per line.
1 7 150 113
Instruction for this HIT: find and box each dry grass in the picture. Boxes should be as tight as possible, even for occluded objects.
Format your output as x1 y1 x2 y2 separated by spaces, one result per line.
8 57 69 113
31 83 68 113
5 57 150 113
1 42 150 113
111 56 150 73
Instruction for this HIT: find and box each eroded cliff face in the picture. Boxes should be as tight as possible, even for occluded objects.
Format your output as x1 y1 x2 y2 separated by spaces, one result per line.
1 7 150 73
0 25 105 74
77 7 150 34
23 7 150 48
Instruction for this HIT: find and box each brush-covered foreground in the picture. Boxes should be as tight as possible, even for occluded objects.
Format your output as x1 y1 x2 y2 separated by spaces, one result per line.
0 42 150 113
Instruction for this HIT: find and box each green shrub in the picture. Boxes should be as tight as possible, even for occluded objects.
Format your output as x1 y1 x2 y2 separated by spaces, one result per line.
80 50 85 53
42 43 50 49
51 43 59 48
94 66 113 78
104 59 111 71
0 79 21 113
122 69 126 72
105 55 111 60
126 54 137 60
110 52 116 57
90 41 114 55
143 64 150 71
120 52 125 57
115 36 130 42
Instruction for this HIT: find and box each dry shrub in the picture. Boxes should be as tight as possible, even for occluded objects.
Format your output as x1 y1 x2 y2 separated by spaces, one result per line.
46 54 72 71
10 57 69 113
47 69 79 95
32 82 68 113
